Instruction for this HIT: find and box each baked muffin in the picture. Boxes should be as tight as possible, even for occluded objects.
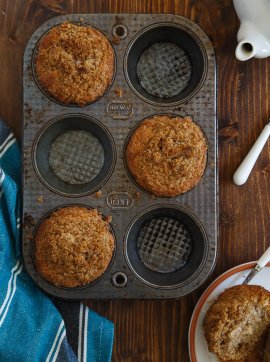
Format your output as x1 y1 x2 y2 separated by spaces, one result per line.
35 22 115 105
34 206 114 287
125 115 207 197
203 285 270 362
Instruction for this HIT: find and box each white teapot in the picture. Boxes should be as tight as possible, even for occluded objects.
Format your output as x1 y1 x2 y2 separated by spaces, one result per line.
233 0 270 60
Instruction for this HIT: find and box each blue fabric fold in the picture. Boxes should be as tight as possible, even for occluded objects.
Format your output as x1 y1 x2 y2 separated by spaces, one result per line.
0 120 114 362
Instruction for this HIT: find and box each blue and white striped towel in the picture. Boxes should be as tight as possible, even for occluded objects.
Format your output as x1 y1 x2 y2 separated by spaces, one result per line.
0 120 114 362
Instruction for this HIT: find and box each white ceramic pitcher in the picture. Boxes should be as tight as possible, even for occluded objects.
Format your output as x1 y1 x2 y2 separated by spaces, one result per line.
233 0 270 61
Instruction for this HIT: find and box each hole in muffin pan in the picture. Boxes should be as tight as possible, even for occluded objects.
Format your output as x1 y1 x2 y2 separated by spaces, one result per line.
32 115 116 197
125 205 208 288
123 113 208 198
124 22 207 106
111 272 128 287
112 24 128 39
30 204 116 290
31 21 116 107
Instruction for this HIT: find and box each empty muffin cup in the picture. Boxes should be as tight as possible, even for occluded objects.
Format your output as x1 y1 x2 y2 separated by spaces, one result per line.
124 205 208 289
124 22 207 105
31 205 116 289
32 114 115 196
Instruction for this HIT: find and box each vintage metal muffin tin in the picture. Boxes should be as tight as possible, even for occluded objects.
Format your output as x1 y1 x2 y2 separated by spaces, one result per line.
23 14 217 299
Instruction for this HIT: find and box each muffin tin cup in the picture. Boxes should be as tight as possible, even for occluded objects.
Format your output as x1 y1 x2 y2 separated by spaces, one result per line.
124 22 208 106
125 205 208 289
23 14 217 299
32 21 117 107
124 113 209 197
23 205 116 295
32 114 116 197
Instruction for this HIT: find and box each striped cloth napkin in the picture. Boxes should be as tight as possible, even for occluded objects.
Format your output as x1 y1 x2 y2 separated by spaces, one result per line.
0 119 114 362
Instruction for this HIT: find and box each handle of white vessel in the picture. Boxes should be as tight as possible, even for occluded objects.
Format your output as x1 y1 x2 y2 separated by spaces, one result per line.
233 122 270 185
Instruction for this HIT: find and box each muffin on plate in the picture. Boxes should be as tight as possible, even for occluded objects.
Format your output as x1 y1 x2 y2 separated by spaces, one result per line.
125 115 207 197
35 22 115 105
34 206 115 287
203 285 270 362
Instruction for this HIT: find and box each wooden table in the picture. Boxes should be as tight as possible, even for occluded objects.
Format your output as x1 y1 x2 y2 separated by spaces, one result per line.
2 0 270 361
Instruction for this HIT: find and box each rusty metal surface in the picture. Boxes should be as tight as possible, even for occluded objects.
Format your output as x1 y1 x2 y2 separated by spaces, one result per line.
22 14 217 299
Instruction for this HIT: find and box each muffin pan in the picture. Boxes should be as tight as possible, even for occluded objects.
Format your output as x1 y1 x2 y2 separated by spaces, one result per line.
23 14 217 299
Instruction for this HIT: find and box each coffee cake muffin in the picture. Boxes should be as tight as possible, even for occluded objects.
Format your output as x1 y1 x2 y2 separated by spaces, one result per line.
203 285 270 362
35 22 115 105
125 115 207 197
34 206 114 287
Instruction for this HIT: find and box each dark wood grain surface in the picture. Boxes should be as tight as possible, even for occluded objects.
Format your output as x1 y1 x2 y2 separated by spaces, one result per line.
2 0 270 361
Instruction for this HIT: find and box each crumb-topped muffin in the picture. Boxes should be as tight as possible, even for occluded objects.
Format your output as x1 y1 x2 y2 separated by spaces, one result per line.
203 285 270 362
34 206 114 287
35 22 115 105
125 115 207 197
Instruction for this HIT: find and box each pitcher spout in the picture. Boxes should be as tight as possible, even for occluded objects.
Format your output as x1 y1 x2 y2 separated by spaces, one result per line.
235 22 270 61
235 40 256 61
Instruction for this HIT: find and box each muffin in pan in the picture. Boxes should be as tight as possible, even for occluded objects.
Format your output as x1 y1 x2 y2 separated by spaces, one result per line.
34 22 115 105
125 115 207 197
34 206 115 288
203 285 270 362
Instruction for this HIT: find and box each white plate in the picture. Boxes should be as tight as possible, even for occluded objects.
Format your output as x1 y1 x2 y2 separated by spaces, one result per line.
188 261 270 362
